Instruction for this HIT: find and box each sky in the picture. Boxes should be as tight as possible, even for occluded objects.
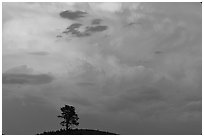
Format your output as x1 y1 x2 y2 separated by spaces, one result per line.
2 2 202 135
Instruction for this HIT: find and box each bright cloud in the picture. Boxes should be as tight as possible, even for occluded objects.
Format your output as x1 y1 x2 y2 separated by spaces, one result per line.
89 2 122 13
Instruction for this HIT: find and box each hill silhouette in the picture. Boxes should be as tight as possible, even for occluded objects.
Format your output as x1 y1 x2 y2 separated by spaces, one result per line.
37 128 118 135
37 105 118 135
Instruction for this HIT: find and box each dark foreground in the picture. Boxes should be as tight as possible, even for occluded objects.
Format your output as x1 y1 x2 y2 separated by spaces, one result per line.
37 129 118 135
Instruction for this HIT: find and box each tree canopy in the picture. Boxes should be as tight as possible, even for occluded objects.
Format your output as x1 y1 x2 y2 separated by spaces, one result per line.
57 105 79 131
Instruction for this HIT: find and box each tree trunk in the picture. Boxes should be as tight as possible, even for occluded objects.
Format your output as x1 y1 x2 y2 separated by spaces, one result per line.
66 122 68 132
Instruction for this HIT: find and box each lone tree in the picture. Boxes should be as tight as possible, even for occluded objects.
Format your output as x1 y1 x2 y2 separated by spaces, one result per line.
57 105 79 131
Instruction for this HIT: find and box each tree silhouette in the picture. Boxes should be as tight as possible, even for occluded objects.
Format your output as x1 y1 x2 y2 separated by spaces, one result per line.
57 105 79 131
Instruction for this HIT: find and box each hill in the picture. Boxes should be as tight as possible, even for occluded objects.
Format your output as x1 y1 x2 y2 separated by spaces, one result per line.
37 128 118 135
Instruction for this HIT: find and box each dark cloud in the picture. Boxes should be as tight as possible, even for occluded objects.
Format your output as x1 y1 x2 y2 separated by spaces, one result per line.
91 19 102 25
63 23 82 34
75 32 91 37
28 51 49 56
63 30 90 37
67 23 82 29
62 23 91 37
59 10 87 20
85 25 108 33
62 23 108 38
2 73 53 85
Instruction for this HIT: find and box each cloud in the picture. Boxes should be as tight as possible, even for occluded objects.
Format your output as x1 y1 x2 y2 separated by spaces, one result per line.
3 2 69 55
3 65 54 85
61 22 108 38
91 19 102 25
5 65 34 74
62 23 90 37
2 73 54 85
184 95 201 102
67 23 83 29
182 101 201 112
102 86 165 113
28 51 49 56
86 25 108 32
89 3 122 13
59 10 87 20
124 87 164 103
